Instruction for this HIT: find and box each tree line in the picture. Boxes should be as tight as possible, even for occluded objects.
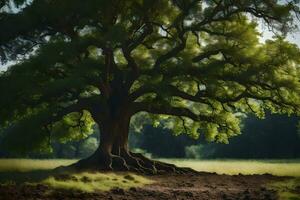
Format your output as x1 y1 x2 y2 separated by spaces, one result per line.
1 114 299 159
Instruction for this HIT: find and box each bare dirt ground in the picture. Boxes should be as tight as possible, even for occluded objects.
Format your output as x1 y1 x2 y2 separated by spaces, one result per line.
0 172 293 200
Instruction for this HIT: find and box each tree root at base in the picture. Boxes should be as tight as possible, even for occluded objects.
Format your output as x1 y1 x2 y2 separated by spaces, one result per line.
55 151 199 175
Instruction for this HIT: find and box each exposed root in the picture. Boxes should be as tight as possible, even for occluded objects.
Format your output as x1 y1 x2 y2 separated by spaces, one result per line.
55 150 198 175
119 151 156 174
110 155 130 171
130 152 199 175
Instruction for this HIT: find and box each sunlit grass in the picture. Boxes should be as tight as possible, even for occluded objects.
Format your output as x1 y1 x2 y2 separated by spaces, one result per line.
43 172 153 192
0 159 76 172
160 159 300 177
163 159 300 198
0 159 153 191
0 158 299 196
0 159 299 177
267 178 300 200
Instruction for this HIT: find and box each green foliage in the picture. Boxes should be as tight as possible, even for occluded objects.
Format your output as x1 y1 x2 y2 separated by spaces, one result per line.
185 144 214 159
0 0 300 153
1 108 57 153
51 111 94 143
130 124 196 158
130 114 300 159
78 137 98 156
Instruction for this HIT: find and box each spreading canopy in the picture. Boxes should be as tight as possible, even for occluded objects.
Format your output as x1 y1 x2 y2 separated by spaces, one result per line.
0 0 300 152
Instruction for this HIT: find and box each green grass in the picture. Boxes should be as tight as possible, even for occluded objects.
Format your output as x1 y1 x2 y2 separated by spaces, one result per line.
161 159 300 199
161 159 300 177
0 159 76 172
0 159 152 192
268 178 300 200
43 172 153 192
0 158 300 195
1 158 299 177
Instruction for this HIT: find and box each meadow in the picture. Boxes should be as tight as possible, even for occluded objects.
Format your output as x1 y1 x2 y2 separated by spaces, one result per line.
0 159 152 192
163 159 300 177
0 159 299 199
1 158 299 176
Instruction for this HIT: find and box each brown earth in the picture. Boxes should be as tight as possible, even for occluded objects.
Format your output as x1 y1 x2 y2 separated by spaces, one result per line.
0 172 290 200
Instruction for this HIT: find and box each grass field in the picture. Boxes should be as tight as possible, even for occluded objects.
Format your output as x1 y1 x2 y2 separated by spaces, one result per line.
162 159 300 199
0 159 76 172
162 159 300 177
0 159 152 192
0 158 299 176
0 158 299 197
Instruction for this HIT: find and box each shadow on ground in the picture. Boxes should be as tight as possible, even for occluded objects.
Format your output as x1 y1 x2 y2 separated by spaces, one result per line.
0 169 55 184
0 168 299 200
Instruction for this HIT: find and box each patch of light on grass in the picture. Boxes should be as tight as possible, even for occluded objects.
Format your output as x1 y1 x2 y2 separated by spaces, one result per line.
267 178 300 200
43 172 153 192
0 159 153 192
160 159 300 177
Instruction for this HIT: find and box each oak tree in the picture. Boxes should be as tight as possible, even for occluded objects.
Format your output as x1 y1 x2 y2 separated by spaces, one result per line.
0 0 300 173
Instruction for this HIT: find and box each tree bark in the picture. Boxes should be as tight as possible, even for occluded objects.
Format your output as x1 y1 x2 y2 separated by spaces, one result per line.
65 111 198 174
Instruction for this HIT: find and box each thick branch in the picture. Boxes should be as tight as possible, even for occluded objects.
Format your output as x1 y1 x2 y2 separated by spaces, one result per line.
152 27 187 69
130 81 299 113
122 22 153 91
192 49 224 62
132 102 213 122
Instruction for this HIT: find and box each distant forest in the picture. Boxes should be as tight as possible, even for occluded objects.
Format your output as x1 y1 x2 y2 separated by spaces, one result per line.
1 114 299 159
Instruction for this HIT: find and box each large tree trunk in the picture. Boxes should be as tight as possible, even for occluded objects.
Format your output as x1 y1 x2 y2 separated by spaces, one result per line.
66 113 197 174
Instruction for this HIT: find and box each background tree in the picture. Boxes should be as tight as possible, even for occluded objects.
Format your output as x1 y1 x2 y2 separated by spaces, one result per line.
184 114 300 159
0 0 300 173
130 124 197 158
1 114 299 159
